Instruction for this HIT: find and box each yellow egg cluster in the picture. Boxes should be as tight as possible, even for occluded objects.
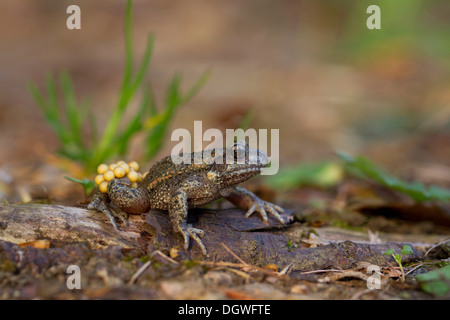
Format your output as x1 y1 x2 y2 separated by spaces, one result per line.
95 160 143 193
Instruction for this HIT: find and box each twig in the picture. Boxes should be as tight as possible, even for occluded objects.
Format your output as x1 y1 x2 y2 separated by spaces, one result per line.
225 267 250 281
405 263 424 276
425 238 450 257
326 270 370 282
221 243 249 266
128 260 151 285
218 242 292 277
128 250 179 285
199 259 287 278
278 263 293 276
349 288 373 300
199 260 249 269
151 250 179 265
300 269 344 275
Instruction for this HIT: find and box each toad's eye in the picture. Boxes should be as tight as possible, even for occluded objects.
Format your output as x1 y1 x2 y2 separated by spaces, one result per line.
232 143 246 161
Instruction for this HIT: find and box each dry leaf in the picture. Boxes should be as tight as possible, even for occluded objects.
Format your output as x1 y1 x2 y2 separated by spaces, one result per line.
225 290 256 300
18 239 50 249
385 267 402 278
169 247 179 259
264 264 278 272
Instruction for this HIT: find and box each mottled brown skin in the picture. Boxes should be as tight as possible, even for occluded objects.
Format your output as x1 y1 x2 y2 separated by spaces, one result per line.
87 143 285 255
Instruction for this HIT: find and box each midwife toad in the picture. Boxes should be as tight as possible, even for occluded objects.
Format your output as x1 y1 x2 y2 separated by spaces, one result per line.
88 142 285 255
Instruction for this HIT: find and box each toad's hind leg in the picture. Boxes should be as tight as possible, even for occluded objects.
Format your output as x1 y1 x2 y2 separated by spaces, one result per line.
87 190 122 230
87 178 151 230
107 178 151 214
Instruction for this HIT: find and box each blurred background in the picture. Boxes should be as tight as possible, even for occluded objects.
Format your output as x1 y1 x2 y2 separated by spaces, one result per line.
0 0 449 202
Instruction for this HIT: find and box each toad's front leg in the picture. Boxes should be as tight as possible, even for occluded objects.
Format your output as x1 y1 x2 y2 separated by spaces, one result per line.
225 186 286 224
169 190 207 256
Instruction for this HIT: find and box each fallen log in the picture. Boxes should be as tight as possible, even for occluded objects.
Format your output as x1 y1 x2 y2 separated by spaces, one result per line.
0 203 424 273
0 203 147 250
146 209 424 273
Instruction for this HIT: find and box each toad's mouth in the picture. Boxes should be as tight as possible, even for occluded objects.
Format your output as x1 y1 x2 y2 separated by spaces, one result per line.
229 165 264 177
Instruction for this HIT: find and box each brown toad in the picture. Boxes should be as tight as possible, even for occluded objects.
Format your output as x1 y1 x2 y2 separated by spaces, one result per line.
88 142 285 255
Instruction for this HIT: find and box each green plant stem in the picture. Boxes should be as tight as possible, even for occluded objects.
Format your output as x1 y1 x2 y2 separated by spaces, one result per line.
393 254 406 282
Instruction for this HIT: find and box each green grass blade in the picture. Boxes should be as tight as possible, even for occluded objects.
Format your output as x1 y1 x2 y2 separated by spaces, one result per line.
146 85 158 117
116 90 150 156
60 72 85 151
180 70 210 104
122 0 134 91
93 2 154 165
144 74 181 159
144 71 209 159
166 73 182 109
31 0 207 173
38 75 72 146
28 82 48 113
238 109 255 130
129 34 154 95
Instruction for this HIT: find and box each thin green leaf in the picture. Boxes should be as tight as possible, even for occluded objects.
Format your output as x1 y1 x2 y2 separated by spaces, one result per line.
64 176 96 195
401 244 413 256
266 161 343 189
416 265 450 297
337 152 450 202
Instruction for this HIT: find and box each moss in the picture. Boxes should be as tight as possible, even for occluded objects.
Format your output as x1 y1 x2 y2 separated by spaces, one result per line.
183 259 199 269
0 260 18 273
139 255 152 263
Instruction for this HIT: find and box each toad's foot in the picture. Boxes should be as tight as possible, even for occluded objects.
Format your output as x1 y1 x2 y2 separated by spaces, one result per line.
87 191 128 230
245 199 285 224
226 186 286 224
178 223 207 256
